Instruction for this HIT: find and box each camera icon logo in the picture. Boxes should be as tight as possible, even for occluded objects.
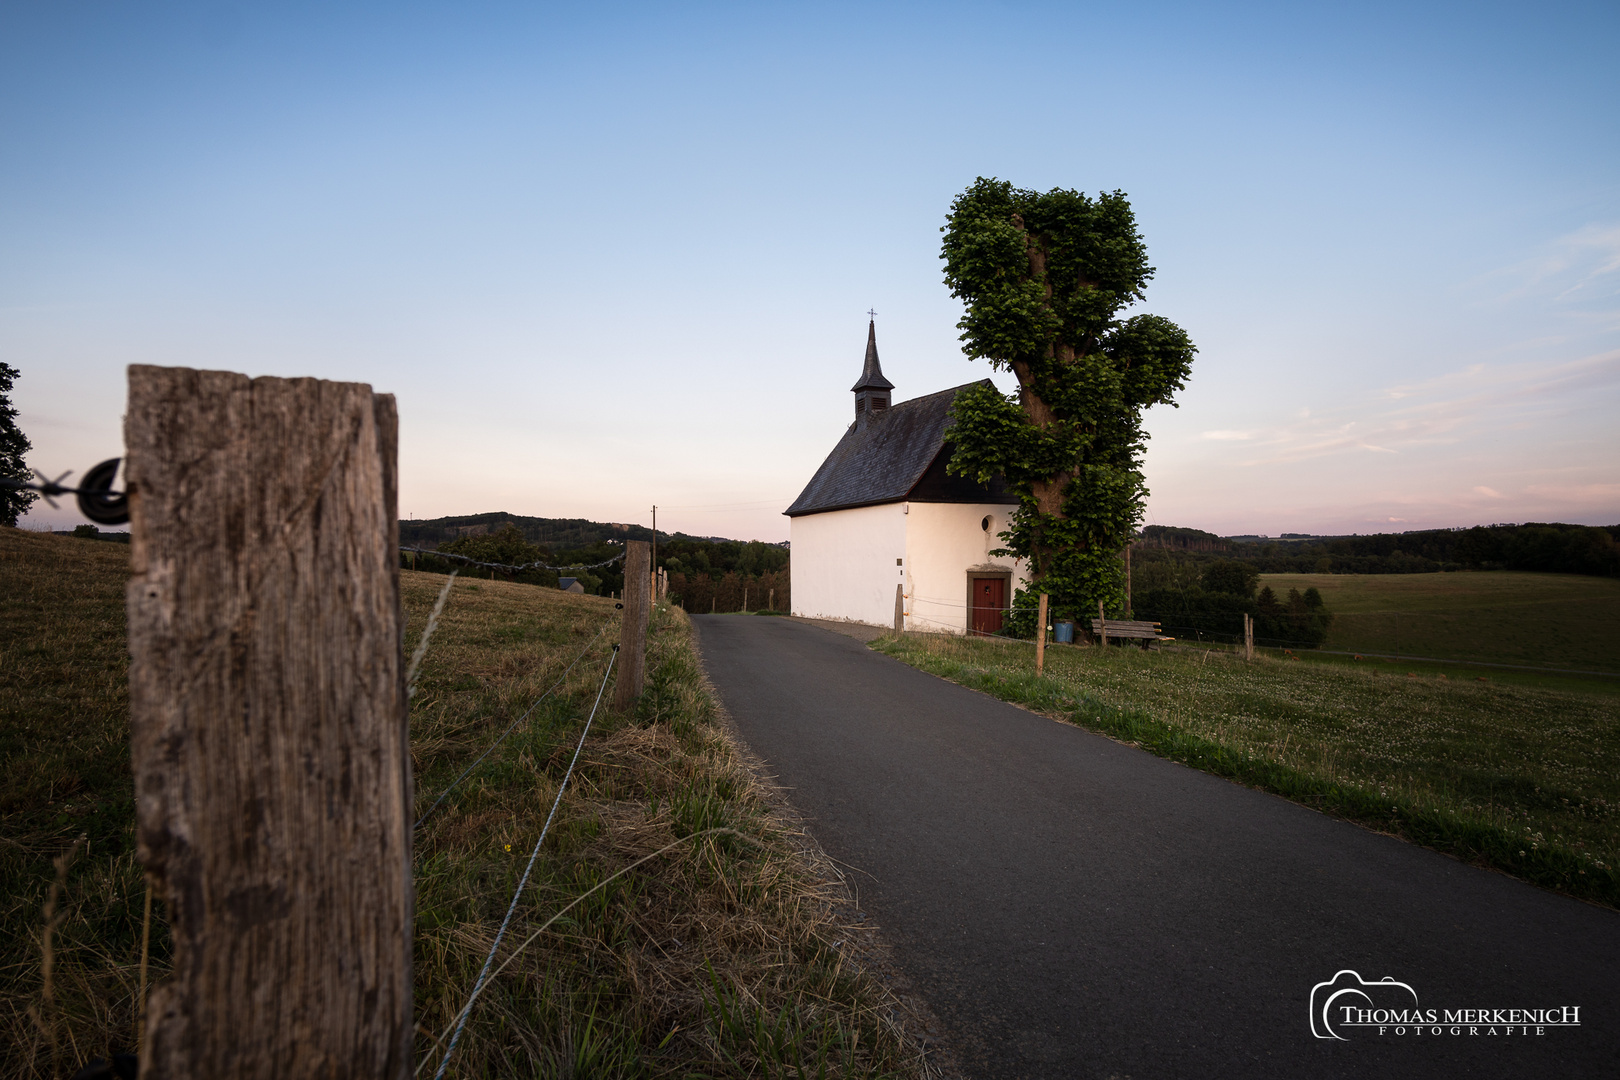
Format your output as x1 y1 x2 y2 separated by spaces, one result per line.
1309 970 1420 1040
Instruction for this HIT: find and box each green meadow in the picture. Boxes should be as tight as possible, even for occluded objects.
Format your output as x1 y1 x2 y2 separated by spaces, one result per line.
874 631 1620 908
1259 570 1620 676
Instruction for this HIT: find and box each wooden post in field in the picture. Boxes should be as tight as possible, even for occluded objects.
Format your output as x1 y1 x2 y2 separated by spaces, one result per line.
1244 612 1254 662
124 366 411 1080
768 587 775 611
1125 542 1132 616
742 585 749 612
615 540 651 711
893 583 904 633
1098 600 1108 648
1036 592 1049 675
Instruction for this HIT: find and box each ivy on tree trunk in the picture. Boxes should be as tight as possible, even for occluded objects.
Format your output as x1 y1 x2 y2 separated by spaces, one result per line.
940 178 1195 624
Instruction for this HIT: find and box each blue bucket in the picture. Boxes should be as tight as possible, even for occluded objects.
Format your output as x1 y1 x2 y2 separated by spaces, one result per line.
1054 621 1074 644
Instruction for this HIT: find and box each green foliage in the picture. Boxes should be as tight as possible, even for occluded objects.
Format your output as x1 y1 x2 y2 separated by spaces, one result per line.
433 523 565 588
1200 559 1259 598
939 178 1195 617
1136 524 1230 553
1134 583 1334 648
0 363 37 527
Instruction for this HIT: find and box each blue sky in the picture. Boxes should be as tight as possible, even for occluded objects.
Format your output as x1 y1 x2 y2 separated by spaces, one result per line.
5 1 1617 541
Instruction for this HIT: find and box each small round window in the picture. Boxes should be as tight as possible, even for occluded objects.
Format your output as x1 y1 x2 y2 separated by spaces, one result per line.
981 515 992 532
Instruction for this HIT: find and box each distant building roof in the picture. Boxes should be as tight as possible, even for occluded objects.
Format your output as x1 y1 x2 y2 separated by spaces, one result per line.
785 381 1019 517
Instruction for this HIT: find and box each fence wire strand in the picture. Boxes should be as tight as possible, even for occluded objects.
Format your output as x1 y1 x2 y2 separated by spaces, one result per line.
406 572 458 701
402 545 625 574
413 614 619 830
429 646 619 1080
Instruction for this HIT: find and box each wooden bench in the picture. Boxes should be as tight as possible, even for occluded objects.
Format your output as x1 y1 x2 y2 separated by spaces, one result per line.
1088 618 1175 648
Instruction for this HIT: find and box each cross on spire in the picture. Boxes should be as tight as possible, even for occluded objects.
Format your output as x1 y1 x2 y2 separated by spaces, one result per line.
866 308 877 321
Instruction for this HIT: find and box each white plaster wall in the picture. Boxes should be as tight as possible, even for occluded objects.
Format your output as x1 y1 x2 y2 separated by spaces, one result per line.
789 503 909 626
903 503 1027 634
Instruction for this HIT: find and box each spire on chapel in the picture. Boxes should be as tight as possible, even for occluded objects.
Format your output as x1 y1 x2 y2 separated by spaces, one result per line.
851 318 893 423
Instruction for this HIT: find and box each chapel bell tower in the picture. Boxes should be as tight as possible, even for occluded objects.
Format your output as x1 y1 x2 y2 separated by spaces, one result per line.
851 318 894 424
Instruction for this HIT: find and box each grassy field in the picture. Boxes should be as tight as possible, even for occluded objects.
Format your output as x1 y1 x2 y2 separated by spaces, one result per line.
0 530 146 1080
872 632 1619 908
1 529 927 1078
1259 570 1620 675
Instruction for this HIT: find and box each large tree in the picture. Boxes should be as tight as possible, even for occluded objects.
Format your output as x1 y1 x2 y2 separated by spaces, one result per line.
0 363 37 527
940 178 1195 621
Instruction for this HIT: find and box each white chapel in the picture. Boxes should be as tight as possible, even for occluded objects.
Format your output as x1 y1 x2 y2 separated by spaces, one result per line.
786 321 1029 635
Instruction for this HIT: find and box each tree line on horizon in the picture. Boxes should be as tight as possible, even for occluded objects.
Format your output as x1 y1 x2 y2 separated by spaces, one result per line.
403 519 792 601
1132 559 1335 649
1136 521 1620 578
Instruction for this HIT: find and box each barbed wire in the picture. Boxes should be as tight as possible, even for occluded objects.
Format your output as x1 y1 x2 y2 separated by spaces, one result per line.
401 546 625 573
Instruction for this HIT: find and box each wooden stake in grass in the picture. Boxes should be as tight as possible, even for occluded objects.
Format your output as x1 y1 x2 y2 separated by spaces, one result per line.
893 584 904 633
1244 612 1254 662
1036 592 1049 675
1098 600 1108 648
125 366 412 1080
136 884 152 1053
615 540 651 711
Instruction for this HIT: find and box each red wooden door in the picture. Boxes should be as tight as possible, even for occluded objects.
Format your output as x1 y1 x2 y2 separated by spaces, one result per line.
971 577 1005 636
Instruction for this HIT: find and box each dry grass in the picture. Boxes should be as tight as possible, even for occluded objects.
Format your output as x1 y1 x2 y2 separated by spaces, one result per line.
405 571 926 1077
0 528 158 1077
0 530 927 1077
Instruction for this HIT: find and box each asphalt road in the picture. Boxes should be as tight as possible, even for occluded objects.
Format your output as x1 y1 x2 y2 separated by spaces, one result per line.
693 615 1620 1080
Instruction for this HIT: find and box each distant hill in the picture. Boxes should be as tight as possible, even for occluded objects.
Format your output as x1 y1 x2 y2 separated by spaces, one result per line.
399 512 790 552
1138 522 1620 578
1137 525 1231 553
398 512 781 550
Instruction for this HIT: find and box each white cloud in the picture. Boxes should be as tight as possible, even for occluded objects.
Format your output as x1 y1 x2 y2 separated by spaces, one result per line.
1474 485 1504 498
1203 349 1620 468
1476 222 1620 314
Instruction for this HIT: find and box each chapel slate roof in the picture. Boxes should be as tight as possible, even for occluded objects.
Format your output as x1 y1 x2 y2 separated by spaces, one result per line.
784 381 1018 517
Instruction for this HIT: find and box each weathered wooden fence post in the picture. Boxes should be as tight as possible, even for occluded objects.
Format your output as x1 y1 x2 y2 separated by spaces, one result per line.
1035 592 1049 675
615 540 651 711
1244 612 1254 662
893 583 904 633
125 366 411 1079
1098 600 1108 648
